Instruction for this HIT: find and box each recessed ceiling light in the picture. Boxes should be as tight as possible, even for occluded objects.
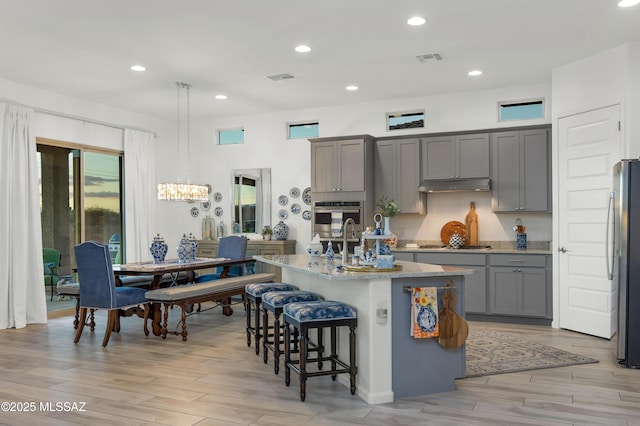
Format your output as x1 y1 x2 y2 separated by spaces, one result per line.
345 85 359 91
407 16 426 26
295 45 311 53
618 0 640 7
130 65 146 72
215 94 227 100
468 70 483 76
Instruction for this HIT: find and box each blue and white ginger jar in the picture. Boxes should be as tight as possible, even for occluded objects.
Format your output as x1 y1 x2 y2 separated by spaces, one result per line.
149 234 168 264
273 220 289 240
177 234 193 263
187 233 198 261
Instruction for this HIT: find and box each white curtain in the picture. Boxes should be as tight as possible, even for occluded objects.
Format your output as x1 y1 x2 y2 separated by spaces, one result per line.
0 103 47 329
124 129 157 262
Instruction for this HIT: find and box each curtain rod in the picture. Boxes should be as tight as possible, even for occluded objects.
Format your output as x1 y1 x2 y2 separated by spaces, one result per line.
1 98 157 137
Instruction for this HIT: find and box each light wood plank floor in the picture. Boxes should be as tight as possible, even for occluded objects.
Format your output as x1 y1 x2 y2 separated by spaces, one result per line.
1 303 638 425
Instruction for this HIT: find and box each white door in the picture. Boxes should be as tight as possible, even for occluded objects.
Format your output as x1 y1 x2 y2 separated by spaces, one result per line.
557 105 622 338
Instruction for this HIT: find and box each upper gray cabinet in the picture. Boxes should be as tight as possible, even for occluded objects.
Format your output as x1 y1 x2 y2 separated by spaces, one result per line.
310 135 375 195
491 128 550 212
375 138 426 214
421 133 490 180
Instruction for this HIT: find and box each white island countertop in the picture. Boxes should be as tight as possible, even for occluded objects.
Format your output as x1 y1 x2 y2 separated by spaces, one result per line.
253 254 474 280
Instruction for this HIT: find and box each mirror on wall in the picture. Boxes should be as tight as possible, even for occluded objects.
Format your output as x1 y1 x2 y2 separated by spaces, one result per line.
231 168 271 234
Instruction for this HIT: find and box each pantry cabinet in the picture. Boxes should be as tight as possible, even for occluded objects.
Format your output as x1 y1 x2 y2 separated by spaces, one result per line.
491 128 550 212
421 133 490 180
375 138 426 214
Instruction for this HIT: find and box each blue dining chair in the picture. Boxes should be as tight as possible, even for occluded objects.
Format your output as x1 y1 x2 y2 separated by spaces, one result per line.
73 241 149 347
195 235 249 282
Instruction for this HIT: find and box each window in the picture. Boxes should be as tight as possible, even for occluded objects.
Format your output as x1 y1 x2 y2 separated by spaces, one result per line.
287 121 319 139
498 99 545 122
218 128 245 145
38 140 123 276
387 110 425 131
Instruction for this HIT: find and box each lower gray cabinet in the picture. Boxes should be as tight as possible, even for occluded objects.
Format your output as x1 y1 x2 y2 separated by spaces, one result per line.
488 254 551 318
415 252 487 314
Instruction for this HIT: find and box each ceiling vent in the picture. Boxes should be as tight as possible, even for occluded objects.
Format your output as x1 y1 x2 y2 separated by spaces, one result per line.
416 53 444 63
267 73 295 81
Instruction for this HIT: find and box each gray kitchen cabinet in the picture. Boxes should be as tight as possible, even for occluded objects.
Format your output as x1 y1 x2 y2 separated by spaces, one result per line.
421 133 490 180
311 136 373 194
488 254 550 318
491 128 550 212
392 251 415 262
375 138 426 214
415 252 487 314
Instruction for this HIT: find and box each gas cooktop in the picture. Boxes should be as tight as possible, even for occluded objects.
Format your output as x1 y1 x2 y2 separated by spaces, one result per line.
419 245 492 250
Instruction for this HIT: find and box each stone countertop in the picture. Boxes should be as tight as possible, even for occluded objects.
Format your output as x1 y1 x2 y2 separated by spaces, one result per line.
392 247 552 255
252 254 474 281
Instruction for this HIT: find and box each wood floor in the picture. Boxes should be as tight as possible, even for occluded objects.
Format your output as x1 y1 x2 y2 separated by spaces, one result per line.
1 303 639 426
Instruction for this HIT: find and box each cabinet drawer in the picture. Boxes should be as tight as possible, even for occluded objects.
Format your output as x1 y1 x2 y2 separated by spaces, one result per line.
489 254 547 268
392 251 415 262
416 252 486 266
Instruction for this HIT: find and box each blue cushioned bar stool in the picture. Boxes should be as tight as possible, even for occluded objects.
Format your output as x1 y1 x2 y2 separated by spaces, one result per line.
261 290 324 373
283 300 357 401
245 283 298 354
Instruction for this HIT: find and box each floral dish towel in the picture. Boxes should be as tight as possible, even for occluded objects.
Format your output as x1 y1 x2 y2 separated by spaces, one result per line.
411 287 439 338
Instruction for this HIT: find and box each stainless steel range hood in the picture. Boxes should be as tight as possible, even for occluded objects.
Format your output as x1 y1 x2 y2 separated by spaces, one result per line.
418 178 491 193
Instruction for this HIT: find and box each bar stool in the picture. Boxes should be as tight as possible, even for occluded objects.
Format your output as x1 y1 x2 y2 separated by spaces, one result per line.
261 290 324 374
245 283 298 355
283 300 357 401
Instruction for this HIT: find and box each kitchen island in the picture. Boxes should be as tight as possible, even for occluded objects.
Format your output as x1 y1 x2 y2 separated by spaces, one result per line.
253 254 473 404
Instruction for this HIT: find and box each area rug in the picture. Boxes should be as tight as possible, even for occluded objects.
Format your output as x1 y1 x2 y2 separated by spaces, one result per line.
465 329 599 378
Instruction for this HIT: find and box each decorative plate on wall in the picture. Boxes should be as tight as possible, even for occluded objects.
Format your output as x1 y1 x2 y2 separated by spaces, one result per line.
214 206 223 217
278 195 288 206
302 187 311 205
213 192 222 202
291 203 301 214
302 210 311 221
190 207 199 218
289 187 300 198
278 209 288 220
201 200 211 211
205 183 212 194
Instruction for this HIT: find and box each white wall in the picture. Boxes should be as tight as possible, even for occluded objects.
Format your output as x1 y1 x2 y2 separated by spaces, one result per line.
175 84 553 253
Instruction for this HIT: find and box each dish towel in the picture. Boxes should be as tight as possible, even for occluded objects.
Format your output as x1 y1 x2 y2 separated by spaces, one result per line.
411 287 439 339
331 211 343 237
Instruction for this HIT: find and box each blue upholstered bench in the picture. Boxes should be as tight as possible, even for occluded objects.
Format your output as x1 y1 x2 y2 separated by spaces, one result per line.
283 300 358 401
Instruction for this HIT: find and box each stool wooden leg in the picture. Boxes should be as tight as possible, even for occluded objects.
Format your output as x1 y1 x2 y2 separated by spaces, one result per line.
262 307 269 364
254 299 262 355
273 311 281 374
72 297 80 329
284 323 291 387
331 325 338 380
299 327 308 402
317 327 324 370
246 298 252 347
350 325 357 395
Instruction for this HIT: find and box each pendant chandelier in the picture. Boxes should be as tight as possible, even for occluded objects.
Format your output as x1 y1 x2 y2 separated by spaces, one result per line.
157 82 209 201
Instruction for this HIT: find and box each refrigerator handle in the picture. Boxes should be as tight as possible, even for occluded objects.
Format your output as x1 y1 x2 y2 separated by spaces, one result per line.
606 191 615 280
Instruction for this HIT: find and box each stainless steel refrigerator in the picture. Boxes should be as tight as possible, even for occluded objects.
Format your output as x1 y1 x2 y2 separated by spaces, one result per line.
610 159 640 368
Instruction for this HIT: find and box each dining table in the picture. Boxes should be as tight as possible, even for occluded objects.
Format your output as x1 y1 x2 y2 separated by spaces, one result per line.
113 257 255 336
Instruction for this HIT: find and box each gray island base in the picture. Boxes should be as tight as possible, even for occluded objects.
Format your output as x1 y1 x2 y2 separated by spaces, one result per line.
253 254 472 404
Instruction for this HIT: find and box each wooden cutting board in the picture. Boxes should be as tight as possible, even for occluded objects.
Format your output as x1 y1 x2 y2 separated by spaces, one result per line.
465 202 479 246
438 291 469 349
440 221 466 246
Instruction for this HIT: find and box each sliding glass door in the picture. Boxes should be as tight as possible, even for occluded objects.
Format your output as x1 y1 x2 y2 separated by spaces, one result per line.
38 140 123 284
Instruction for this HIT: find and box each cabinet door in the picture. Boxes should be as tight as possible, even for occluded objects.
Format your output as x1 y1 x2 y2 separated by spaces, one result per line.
521 129 549 211
457 133 490 178
463 266 488 314
338 139 366 192
397 139 423 213
375 140 396 201
519 268 547 317
421 136 455 179
491 132 520 212
489 267 519 315
311 141 338 192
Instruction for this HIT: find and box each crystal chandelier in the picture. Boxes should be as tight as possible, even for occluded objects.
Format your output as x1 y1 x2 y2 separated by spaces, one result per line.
157 82 209 201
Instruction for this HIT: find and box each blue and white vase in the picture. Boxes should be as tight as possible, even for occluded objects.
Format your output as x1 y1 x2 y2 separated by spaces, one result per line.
273 220 289 240
187 233 198 261
325 240 335 262
149 234 168 264
177 234 192 263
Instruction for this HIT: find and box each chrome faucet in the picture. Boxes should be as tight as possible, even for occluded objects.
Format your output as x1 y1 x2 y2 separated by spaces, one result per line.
342 218 357 264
